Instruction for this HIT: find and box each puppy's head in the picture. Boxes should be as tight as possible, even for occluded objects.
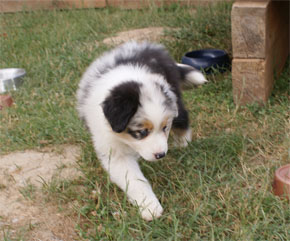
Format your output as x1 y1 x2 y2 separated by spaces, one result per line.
102 80 177 161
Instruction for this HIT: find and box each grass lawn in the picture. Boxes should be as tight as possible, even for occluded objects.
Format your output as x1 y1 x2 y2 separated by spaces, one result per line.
1 1 289 240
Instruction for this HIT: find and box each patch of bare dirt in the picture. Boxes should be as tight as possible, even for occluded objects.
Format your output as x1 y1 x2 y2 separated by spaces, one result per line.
0 145 82 240
103 27 171 45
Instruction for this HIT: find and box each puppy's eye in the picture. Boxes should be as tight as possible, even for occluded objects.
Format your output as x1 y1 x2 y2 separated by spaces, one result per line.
128 128 149 140
138 129 149 138
162 125 167 132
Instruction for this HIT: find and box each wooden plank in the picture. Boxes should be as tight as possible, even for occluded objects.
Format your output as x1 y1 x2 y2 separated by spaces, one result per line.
231 0 271 58
106 0 230 9
106 0 159 9
266 1 290 74
232 58 271 104
235 0 268 2
55 0 107 9
0 0 52 12
0 0 232 12
231 0 289 105
232 0 289 60
0 0 106 13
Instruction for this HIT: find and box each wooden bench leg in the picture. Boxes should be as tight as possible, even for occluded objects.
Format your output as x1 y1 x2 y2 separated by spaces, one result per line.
231 0 289 105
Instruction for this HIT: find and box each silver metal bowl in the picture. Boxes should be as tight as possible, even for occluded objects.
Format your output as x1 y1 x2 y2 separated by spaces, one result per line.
0 68 26 93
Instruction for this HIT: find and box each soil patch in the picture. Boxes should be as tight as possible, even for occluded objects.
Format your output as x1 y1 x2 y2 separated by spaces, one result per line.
103 27 171 45
0 145 82 240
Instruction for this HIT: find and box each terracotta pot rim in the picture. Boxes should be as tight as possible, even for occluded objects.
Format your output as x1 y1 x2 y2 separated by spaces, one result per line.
0 94 13 109
273 164 290 199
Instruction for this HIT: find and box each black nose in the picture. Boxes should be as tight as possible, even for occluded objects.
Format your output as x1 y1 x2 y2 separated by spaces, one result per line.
154 152 165 159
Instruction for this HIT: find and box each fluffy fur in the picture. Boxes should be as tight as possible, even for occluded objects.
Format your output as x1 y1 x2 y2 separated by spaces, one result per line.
77 41 207 221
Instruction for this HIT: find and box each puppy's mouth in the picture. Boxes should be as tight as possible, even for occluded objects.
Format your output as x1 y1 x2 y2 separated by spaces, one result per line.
140 151 167 162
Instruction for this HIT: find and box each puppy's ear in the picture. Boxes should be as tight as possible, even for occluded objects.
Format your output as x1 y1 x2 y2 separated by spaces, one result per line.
102 81 141 133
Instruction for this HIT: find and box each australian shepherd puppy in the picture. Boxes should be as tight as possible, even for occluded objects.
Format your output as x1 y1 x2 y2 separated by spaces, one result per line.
77 41 207 221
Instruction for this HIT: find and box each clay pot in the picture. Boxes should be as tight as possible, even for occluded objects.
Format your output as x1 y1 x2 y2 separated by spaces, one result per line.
0 95 13 110
273 164 290 199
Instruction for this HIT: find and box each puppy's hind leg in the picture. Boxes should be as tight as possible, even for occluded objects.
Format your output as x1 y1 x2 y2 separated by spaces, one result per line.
172 99 192 147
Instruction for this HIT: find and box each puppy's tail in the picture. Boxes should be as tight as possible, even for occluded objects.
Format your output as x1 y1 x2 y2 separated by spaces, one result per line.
177 63 208 86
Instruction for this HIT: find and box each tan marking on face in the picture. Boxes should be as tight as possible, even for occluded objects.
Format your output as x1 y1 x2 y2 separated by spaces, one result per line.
142 120 154 131
160 117 169 130
116 129 133 140
116 120 154 141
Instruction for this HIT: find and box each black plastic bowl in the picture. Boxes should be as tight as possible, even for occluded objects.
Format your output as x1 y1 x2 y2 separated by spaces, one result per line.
181 49 230 74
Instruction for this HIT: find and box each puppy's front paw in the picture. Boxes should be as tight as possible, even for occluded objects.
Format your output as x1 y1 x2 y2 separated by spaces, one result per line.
140 201 163 221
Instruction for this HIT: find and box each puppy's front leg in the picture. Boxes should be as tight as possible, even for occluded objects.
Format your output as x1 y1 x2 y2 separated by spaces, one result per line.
102 156 163 221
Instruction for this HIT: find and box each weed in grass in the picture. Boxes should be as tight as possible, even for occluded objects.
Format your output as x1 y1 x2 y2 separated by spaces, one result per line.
19 184 37 200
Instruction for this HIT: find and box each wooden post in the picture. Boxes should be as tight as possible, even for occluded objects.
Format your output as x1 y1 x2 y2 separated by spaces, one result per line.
231 0 289 105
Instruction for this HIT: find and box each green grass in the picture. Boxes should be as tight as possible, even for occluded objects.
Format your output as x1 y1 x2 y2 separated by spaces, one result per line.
1 1 289 240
